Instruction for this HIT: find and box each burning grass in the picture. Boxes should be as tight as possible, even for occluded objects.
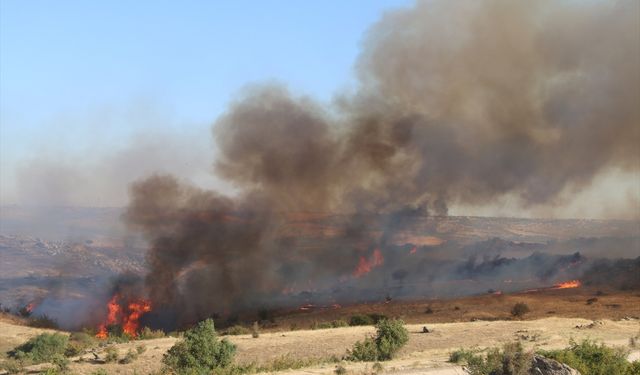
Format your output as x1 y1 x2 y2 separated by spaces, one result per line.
95 294 151 339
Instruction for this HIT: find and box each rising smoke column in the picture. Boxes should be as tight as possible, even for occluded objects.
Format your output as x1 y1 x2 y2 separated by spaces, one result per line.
126 0 640 324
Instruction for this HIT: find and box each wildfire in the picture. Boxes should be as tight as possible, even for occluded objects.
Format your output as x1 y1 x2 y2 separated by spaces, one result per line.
299 303 315 311
353 249 384 277
96 294 151 338
25 302 36 313
553 280 582 289
409 246 417 255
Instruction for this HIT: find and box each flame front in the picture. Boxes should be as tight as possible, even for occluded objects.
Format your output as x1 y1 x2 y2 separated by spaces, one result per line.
96 294 121 339
122 300 152 336
96 294 151 338
553 280 582 289
25 302 36 313
353 249 384 277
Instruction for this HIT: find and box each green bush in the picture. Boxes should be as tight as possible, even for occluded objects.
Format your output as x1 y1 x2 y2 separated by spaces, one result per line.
372 362 384 373
256 354 321 372
163 318 236 374
90 369 108 375
626 361 640 375
312 320 348 330
346 319 409 361
348 314 388 326
138 326 166 340
349 315 374 326
540 339 635 375
0 358 22 374
223 325 251 336
374 319 409 360
104 346 119 363
347 337 379 361
331 319 349 328
465 342 532 375
510 303 530 318
64 331 96 356
9 333 69 364
449 348 476 364
120 348 139 364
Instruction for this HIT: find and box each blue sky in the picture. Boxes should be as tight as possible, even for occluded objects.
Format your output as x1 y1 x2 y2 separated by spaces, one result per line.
0 0 413 204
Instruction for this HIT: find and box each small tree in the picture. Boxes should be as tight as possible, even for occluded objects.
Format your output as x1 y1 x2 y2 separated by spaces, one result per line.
346 319 409 361
375 319 409 360
511 302 530 318
163 319 236 374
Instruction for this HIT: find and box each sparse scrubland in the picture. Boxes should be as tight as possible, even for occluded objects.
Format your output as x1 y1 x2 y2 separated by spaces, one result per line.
450 339 640 375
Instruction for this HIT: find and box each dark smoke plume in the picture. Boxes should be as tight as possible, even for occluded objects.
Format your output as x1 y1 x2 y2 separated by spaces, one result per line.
126 0 640 324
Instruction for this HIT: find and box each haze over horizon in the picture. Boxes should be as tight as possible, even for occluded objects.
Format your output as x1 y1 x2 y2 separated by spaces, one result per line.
1 0 639 220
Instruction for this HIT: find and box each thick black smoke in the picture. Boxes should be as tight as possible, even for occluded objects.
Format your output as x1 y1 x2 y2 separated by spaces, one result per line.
125 0 640 324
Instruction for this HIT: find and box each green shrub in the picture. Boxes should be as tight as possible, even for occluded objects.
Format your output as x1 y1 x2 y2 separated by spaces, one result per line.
136 344 147 354
346 319 408 361
313 321 346 330
256 354 321 372
540 339 633 375
331 319 349 328
349 315 374 326
64 331 96 356
374 319 409 360
372 362 384 373
0 358 22 374
347 337 379 361
510 303 530 318
9 333 69 364
334 364 347 375
223 325 251 336
626 361 640 375
104 346 119 363
51 354 69 371
138 326 166 340
90 369 108 375
120 348 139 364
465 342 532 375
449 348 476 364
163 318 236 374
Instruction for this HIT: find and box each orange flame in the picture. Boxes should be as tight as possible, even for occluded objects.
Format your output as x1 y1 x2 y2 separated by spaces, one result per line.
122 300 152 337
353 249 384 277
96 294 121 339
299 303 315 311
553 280 582 289
25 302 36 313
96 294 151 338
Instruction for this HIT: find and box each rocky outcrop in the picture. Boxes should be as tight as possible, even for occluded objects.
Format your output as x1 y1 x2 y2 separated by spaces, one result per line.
530 355 581 375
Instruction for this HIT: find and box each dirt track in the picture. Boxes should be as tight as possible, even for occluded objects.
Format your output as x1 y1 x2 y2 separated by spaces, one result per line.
2 316 638 374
